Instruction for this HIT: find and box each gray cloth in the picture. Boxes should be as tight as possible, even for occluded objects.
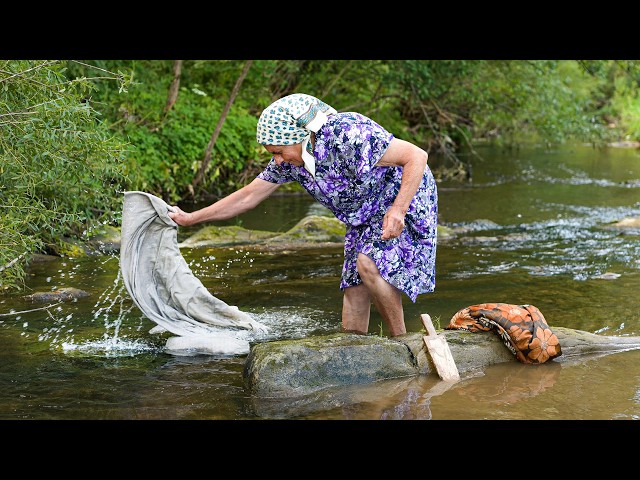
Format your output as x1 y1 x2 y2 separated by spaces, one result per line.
120 191 268 355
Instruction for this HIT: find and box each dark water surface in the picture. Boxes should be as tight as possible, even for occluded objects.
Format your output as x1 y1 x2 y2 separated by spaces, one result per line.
2 144 640 420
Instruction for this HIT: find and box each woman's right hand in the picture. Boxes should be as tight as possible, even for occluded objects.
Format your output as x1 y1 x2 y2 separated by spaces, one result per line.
167 205 194 226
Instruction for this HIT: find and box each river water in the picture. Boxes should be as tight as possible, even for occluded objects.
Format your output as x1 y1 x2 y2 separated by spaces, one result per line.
1 144 640 420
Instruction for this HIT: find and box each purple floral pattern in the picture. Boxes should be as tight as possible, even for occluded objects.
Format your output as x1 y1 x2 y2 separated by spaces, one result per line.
257 112 437 302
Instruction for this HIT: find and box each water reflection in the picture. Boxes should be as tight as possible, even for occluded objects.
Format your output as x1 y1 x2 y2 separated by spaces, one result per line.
252 349 640 420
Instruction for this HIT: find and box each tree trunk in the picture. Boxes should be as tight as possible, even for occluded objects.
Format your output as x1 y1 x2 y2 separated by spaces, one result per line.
164 60 183 116
191 60 253 194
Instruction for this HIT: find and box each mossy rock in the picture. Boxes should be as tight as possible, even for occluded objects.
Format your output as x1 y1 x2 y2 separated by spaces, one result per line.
437 225 455 239
178 215 457 250
244 333 417 397
178 225 279 248
243 327 640 399
178 215 346 249
48 238 90 258
25 287 90 303
86 225 121 253
267 215 346 244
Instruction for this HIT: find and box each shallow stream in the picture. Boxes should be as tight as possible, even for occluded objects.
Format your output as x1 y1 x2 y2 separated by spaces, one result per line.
1 144 639 420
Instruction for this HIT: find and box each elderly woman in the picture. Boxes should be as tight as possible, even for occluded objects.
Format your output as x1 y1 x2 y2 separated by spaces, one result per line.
168 93 438 337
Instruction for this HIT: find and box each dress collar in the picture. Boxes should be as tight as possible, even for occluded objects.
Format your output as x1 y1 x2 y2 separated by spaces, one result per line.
300 111 334 178
301 136 315 177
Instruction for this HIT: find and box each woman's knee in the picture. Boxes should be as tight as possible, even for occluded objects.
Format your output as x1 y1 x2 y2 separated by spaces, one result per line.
356 253 379 281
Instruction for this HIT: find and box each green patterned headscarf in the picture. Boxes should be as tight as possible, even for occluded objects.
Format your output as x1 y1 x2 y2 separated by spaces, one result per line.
256 93 337 146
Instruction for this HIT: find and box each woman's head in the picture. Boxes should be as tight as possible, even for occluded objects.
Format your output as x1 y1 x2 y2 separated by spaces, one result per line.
263 143 304 168
256 93 336 146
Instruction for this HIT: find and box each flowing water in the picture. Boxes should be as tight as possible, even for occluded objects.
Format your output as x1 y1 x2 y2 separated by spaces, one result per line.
1 144 640 420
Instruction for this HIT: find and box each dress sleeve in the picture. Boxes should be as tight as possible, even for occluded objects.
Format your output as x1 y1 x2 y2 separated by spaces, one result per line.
358 120 393 174
339 117 394 178
257 157 295 184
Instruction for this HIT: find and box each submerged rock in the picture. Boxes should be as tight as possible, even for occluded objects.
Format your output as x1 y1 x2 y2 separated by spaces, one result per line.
25 287 90 303
243 326 640 398
603 217 640 230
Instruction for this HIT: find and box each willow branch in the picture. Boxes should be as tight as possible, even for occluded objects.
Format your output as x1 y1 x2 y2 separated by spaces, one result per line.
0 301 63 317
0 60 58 84
0 252 27 273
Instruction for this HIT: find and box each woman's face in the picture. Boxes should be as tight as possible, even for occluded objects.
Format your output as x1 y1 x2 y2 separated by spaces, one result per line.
264 143 303 167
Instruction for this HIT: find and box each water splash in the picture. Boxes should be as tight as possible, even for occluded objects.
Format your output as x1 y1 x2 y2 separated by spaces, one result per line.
92 268 135 336
57 267 159 357
249 306 340 342
61 337 159 357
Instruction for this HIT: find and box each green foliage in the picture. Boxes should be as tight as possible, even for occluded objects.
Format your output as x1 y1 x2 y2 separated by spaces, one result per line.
118 86 261 202
3 59 640 293
615 93 640 139
66 61 270 203
0 60 133 291
466 61 614 146
605 63 640 140
71 59 640 201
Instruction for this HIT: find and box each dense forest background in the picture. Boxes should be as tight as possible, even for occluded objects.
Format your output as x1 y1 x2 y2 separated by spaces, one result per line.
2 59 639 290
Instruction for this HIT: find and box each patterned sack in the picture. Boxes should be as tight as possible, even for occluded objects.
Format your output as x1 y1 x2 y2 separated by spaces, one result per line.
446 303 562 364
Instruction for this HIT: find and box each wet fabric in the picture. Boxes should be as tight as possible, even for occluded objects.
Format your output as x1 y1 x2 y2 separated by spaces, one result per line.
446 303 562 364
120 191 268 355
257 112 438 302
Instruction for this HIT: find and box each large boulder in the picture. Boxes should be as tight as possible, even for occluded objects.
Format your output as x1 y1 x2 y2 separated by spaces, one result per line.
243 326 640 399
243 333 419 398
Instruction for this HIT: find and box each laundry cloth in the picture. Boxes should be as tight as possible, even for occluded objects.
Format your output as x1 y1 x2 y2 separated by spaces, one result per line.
119 191 268 356
446 303 562 364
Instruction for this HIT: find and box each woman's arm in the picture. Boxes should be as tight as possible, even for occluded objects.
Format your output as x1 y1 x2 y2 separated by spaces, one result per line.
375 138 429 240
168 178 281 226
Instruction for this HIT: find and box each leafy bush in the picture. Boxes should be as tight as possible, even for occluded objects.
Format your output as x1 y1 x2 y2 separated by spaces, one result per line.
0 60 133 290
121 86 262 203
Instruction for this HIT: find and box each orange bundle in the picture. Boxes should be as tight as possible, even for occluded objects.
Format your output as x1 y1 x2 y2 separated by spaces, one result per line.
447 303 562 364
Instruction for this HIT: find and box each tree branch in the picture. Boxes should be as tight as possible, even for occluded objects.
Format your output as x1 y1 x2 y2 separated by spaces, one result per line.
164 60 183 116
0 60 58 84
0 253 27 273
0 301 64 316
192 60 253 194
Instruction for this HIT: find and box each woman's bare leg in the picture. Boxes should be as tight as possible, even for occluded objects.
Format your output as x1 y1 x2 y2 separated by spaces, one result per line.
356 253 406 336
342 284 371 334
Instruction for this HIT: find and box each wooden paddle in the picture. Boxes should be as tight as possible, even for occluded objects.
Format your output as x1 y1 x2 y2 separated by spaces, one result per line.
421 313 460 382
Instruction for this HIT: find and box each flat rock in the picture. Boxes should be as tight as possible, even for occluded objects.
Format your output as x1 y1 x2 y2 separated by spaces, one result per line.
244 333 417 398
243 326 640 398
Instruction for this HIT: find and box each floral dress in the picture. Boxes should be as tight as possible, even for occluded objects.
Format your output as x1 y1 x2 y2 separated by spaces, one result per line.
257 112 438 302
